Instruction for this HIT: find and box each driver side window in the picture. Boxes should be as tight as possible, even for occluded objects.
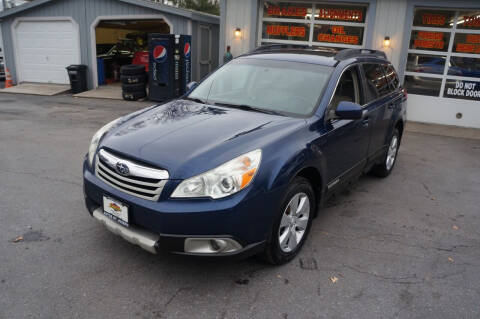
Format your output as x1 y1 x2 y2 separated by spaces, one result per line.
328 67 360 118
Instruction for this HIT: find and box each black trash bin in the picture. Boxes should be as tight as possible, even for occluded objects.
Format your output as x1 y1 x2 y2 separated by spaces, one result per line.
66 65 87 94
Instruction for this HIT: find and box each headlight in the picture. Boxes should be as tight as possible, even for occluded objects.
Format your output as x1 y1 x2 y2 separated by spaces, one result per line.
87 118 122 167
171 149 262 199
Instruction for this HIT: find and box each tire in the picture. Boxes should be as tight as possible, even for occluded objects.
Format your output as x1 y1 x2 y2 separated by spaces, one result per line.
369 128 401 178
121 74 147 85
122 83 146 93
122 90 146 101
263 177 315 265
120 64 145 76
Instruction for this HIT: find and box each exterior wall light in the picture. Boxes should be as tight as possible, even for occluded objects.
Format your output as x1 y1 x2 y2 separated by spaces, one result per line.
234 28 242 38
383 36 391 48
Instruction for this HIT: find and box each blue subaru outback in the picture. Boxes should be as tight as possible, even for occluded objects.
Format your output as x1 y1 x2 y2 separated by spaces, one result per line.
83 45 407 264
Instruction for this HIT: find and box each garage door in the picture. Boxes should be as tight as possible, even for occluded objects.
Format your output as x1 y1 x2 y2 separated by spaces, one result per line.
15 20 80 84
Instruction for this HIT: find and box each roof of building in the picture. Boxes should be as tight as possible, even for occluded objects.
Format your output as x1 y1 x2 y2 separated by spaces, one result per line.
0 0 219 24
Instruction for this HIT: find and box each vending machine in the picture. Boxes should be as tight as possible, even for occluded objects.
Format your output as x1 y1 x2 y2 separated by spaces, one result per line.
148 34 192 102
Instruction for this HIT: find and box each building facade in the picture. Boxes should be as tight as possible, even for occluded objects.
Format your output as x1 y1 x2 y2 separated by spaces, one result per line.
219 0 480 128
0 0 219 89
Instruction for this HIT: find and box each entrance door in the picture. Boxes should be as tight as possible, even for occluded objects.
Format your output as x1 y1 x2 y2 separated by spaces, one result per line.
14 20 80 84
198 25 212 79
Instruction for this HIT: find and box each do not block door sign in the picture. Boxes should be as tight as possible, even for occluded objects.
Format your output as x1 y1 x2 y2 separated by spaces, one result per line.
444 79 480 101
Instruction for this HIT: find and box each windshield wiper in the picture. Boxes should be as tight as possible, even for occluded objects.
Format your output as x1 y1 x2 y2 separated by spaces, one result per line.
184 97 206 104
212 102 281 115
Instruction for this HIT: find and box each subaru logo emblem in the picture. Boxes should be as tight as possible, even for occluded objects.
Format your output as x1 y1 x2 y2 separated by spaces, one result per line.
116 162 130 176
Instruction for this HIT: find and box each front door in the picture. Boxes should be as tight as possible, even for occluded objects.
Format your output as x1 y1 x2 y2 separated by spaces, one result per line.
320 65 371 188
198 25 212 80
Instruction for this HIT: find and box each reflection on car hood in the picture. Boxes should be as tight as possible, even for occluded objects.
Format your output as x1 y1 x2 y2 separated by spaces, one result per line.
100 99 305 179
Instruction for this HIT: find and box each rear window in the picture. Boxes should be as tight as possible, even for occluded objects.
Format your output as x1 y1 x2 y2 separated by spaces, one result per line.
362 63 391 102
384 64 400 90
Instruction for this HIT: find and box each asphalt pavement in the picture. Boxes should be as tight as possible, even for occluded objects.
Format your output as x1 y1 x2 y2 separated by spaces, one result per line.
1 92 480 319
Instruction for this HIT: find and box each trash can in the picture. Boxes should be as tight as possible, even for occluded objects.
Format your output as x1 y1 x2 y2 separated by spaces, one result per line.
66 65 88 94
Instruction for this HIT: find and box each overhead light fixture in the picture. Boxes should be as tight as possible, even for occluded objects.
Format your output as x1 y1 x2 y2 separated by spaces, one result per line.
234 28 242 38
383 36 391 48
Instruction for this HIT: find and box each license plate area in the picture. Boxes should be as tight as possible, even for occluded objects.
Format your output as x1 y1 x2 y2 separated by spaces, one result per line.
103 195 129 227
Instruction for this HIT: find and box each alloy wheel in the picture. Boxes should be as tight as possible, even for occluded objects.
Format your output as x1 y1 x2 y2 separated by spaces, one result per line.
386 135 398 171
278 192 310 253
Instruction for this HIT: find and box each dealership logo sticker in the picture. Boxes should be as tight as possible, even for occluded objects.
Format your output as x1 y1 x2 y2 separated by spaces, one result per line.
109 203 122 212
153 45 168 63
184 42 191 58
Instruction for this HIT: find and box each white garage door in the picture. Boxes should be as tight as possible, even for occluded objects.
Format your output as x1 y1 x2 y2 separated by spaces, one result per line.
15 20 80 84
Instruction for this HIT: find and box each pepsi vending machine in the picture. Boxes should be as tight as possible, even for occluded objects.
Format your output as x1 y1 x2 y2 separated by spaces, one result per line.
149 34 192 102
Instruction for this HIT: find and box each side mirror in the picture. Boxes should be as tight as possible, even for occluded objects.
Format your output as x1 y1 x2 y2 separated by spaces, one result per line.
186 81 198 93
335 101 364 120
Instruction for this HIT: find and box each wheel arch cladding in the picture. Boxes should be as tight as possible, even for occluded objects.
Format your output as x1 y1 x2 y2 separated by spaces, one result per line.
295 166 322 214
395 120 404 139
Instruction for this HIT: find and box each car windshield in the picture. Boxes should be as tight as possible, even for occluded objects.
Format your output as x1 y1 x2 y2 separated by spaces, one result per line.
188 58 333 116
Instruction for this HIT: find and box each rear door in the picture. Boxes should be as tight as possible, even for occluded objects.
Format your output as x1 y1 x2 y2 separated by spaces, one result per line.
360 63 393 159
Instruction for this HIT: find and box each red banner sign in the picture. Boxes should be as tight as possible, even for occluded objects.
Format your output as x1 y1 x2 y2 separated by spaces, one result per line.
456 34 480 53
464 15 480 28
317 8 363 22
421 13 446 26
267 6 308 17
266 25 306 38
413 31 445 49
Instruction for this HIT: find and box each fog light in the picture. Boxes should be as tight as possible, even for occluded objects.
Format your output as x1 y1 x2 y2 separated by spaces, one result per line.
184 238 242 254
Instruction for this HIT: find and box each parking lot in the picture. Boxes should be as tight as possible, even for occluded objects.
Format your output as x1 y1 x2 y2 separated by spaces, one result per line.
1 92 479 319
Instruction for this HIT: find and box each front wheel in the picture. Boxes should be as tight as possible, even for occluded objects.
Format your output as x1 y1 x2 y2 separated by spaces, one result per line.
263 177 315 265
369 128 401 177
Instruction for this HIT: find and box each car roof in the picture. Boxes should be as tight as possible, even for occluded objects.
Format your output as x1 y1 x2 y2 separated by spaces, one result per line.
240 45 388 67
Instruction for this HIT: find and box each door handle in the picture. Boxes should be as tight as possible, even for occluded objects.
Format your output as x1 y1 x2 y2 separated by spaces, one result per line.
362 117 370 126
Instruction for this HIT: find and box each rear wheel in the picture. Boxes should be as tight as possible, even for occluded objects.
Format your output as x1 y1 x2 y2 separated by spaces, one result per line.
369 128 401 177
263 177 315 265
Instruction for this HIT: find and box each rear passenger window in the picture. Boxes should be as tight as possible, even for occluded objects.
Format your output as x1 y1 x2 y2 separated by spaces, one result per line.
384 64 400 90
362 64 390 102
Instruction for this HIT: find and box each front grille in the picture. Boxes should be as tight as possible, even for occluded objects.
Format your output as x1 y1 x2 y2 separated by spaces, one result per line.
95 149 169 201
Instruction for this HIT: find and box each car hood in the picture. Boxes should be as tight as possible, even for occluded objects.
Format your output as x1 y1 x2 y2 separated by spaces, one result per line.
100 99 306 179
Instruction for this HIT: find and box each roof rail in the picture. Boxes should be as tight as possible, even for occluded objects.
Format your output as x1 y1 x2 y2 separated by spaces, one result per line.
335 49 387 61
252 44 310 52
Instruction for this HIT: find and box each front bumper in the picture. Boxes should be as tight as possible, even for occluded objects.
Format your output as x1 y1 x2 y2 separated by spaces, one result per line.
83 161 279 258
91 207 265 258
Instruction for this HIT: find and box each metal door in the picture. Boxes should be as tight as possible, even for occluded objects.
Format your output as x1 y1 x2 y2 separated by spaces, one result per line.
198 25 212 80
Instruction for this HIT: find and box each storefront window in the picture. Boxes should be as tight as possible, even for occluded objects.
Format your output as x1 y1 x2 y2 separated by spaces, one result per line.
404 75 442 96
409 31 450 52
448 57 480 78
453 33 480 54
314 4 366 23
313 24 364 46
260 1 368 48
263 2 312 19
456 10 480 30
404 7 480 101
406 53 446 74
262 21 310 41
412 9 455 28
